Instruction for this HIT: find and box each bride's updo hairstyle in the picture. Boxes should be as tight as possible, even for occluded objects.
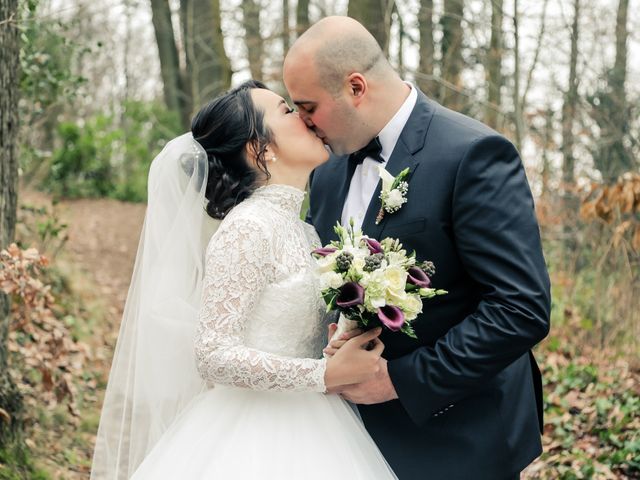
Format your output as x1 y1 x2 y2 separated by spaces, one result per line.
191 80 274 220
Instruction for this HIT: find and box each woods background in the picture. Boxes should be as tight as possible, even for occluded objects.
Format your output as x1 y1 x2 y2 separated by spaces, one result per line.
1 0 639 478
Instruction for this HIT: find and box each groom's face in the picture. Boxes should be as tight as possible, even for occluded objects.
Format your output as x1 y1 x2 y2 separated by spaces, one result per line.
284 66 361 155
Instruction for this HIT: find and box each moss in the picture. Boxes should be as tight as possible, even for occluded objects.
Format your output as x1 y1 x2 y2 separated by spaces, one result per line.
0 438 50 480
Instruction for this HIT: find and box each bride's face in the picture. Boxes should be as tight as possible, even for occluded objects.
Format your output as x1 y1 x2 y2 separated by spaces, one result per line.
250 88 330 172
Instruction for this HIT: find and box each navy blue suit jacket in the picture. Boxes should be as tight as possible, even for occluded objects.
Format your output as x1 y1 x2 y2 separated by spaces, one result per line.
307 91 551 479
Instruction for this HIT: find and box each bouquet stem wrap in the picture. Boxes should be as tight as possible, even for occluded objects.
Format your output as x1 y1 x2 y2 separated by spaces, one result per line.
330 313 360 344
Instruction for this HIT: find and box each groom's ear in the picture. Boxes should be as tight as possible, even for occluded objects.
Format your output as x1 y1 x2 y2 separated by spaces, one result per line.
346 73 367 105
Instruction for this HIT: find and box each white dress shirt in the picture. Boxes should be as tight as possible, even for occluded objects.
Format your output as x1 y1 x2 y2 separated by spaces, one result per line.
341 83 418 230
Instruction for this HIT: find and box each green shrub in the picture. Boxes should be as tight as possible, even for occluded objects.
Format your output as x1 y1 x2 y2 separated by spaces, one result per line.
43 101 182 202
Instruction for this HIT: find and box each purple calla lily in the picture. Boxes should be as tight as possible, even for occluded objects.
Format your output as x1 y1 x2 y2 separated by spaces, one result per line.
407 266 431 288
336 282 365 308
377 305 405 331
312 246 338 257
363 238 383 255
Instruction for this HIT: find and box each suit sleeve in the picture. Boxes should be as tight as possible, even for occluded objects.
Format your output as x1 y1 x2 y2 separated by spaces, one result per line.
387 135 551 425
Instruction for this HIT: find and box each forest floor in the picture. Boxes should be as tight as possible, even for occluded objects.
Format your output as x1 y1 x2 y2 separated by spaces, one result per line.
8 190 640 479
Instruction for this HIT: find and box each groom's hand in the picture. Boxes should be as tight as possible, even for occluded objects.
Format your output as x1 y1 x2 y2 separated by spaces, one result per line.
340 358 398 404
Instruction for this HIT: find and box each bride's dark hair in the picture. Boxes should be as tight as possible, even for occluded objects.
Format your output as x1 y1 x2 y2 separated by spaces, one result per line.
191 80 274 220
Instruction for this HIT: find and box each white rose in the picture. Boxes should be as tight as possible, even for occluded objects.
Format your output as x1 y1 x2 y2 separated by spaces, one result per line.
383 266 407 291
386 287 407 306
386 189 406 209
400 294 423 320
316 253 338 273
321 271 345 290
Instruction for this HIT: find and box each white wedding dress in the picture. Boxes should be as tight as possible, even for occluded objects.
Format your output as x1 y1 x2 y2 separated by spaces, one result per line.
130 184 397 479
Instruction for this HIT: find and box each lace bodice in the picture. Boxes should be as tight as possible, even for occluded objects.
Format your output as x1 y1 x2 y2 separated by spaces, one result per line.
195 184 328 393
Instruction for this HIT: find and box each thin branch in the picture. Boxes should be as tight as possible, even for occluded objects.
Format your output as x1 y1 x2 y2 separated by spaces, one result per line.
0 12 16 27
413 71 506 115
520 0 549 113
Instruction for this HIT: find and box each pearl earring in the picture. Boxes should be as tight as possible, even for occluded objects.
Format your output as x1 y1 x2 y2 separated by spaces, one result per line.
271 155 277 162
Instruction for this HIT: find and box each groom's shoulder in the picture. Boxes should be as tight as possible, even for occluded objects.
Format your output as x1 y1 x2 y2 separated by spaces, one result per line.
309 153 346 185
425 98 502 143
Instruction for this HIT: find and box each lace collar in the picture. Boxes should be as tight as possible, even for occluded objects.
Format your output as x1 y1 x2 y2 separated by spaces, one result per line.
251 183 306 214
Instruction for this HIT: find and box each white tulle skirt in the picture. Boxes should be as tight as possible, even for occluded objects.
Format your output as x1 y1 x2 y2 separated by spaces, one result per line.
131 386 397 479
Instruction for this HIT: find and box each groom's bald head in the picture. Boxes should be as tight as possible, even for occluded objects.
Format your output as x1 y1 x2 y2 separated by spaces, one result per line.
283 16 407 155
285 16 394 95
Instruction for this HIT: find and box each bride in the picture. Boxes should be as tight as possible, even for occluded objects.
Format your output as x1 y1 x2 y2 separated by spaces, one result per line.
90 80 397 479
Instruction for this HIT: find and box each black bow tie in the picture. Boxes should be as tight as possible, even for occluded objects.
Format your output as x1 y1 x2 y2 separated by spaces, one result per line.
349 137 384 165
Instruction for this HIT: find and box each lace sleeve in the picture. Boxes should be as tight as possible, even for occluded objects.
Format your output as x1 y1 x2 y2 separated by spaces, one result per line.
194 214 327 393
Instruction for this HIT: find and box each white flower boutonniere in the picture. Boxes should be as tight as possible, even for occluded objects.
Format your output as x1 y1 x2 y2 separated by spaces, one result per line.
376 166 410 224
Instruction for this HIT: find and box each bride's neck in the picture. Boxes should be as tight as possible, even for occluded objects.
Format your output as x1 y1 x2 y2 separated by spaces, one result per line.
263 169 310 192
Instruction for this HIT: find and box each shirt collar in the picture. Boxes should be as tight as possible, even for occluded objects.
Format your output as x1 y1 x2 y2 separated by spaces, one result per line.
377 82 418 162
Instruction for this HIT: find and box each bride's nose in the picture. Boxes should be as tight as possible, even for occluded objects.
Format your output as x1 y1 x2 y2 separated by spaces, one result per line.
301 114 314 128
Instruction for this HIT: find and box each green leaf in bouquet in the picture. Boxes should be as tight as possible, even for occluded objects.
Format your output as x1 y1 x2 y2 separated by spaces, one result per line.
400 322 418 339
406 283 420 292
323 290 338 312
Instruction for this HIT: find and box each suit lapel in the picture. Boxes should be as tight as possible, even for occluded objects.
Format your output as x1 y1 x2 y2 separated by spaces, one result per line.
317 153 356 241
361 141 418 240
361 91 436 239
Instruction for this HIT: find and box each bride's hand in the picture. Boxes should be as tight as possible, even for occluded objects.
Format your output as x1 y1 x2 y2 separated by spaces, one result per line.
323 324 363 358
323 328 384 390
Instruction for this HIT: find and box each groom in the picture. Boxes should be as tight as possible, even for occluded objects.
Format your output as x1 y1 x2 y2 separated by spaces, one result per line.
284 16 551 480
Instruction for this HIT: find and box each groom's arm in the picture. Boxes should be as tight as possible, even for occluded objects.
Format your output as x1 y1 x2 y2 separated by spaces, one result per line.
385 134 551 426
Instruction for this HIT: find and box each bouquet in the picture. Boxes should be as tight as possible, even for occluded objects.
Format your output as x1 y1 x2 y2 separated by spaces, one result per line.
312 220 446 341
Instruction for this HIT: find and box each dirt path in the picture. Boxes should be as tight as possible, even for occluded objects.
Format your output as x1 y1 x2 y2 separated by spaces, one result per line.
21 190 146 333
18 190 147 478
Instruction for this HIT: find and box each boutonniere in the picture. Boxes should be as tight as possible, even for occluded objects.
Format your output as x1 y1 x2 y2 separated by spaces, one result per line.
376 166 410 224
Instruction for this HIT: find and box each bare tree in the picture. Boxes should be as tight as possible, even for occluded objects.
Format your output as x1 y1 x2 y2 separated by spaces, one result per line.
439 0 464 111
150 0 190 128
540 106 555 197
417 0 434 95
242 0 263 80
296 0 309 37
485 0 503 129
0 0 22 441
282 0 290 53
512 0 523 150
562 0 580 188
347 0 392 53
590 0 633 180
182 0 232 107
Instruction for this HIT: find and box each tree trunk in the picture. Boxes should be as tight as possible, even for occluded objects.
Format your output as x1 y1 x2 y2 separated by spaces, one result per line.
439 0 464 111
182 0 232 107
295 0 309 37
150 0 190 129
417 0 434 94
396 6 404 79
282 0 290 54
485 0 503 129
512 0 523 150
562 0 579 188
0 0 23 440
592 0 632 180
242 0 263 80
541 106 554 197
347 0 391 53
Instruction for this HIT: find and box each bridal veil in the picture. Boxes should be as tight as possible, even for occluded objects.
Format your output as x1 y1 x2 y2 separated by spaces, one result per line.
91 133 220 479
